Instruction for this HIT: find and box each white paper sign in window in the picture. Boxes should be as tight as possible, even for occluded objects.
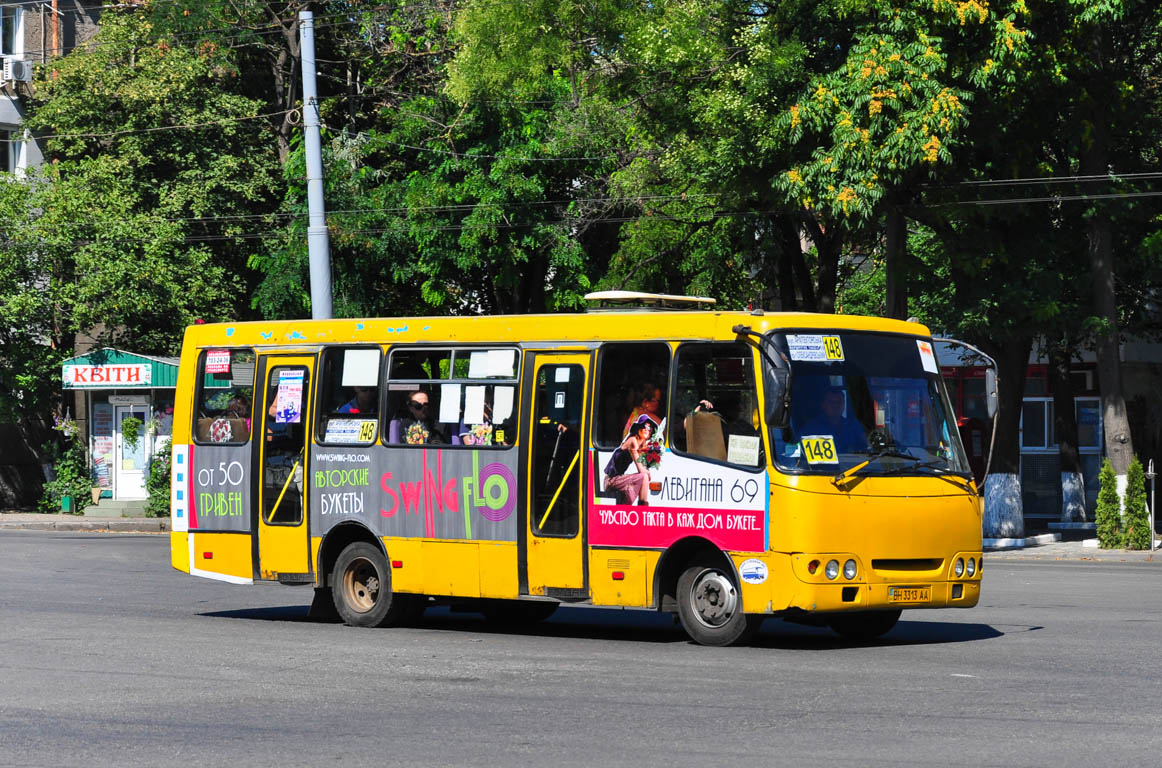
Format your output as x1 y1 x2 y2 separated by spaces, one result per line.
439 383 462 424
727 434 761 466
493 386 515 422
468 351 489 379
487 349 516 378
787 335 826 361
463 386 487 424
916 339 938 374
342 349 380 386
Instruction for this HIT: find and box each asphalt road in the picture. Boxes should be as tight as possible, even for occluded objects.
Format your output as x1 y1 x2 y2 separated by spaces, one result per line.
1 531 1160 768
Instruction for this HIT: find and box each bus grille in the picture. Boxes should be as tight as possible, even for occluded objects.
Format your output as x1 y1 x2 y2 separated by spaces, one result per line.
871 558 944 574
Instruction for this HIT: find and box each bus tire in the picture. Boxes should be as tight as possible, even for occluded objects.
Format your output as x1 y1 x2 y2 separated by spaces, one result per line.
331 542 409 628
676 562 760 646
828 609 902 641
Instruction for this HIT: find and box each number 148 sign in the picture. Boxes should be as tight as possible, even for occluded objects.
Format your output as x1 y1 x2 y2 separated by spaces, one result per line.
801 436 838 464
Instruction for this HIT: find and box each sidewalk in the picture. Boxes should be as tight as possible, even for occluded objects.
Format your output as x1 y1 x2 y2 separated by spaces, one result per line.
984 536 1159 562
0 511 169 533
0 511 1156 559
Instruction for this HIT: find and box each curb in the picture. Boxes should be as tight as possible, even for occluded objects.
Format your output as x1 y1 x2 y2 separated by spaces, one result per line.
983 533 1061 551
0 515 169 533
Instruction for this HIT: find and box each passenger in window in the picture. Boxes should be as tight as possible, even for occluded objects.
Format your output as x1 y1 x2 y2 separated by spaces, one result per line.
339 386 377 415
459 401 496 446
389 390 444 445
622 382 664 439
800 388 866 452
604 416 655 506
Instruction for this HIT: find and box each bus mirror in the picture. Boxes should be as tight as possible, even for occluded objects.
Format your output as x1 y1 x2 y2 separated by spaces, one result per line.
764 367 791 429
985 368 998 419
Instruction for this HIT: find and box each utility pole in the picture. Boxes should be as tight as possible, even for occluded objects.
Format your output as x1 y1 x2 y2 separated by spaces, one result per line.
299 11 333 320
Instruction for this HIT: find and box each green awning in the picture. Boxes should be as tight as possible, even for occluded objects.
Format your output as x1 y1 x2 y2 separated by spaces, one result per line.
61 348 179 390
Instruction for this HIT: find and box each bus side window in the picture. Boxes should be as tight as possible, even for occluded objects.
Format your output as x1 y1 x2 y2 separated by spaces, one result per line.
593 342 670 448
193 348 256 445
672 342 764 467
384 347 519 447
316 347 382 445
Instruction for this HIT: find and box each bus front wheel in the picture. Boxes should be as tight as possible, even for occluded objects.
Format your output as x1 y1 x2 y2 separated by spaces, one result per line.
676 562 761 646
332 542 410 628
828 609 902 641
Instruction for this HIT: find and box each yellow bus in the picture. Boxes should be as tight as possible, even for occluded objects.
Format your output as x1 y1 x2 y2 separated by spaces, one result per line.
169 293 982 645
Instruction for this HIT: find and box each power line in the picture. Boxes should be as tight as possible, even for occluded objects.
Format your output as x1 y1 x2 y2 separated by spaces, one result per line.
933 189 1162 207
0 108 293 143
934 171 1162 188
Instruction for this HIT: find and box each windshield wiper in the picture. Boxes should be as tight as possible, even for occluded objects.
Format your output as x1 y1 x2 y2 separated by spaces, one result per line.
832 446 920 487
833 451 974 492
887 461 976 491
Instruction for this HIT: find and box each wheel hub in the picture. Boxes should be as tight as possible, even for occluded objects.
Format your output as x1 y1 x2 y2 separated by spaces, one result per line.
690 569 738 628
344 558 381 613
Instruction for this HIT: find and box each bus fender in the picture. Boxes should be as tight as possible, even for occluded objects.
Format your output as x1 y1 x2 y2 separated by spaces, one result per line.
316 521 386 589
652 536 740 612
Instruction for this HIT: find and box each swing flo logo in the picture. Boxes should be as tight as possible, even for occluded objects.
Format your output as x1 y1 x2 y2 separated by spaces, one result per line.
739 558 769 585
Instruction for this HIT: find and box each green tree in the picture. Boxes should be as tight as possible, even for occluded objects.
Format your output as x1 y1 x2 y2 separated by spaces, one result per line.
0 8 283 432
1095 458 1122 548
447 1 1033 311
1122 456 1150 550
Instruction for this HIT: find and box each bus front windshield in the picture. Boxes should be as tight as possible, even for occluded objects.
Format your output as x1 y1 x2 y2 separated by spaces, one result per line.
768 332 970 477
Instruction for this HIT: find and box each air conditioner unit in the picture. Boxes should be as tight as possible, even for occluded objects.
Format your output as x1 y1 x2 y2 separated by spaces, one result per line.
2 59 32 84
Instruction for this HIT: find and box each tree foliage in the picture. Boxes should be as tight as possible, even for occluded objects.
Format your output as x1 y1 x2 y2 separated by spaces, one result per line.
0 10 282 416
1095 458 1122 548
1122 455 1150 550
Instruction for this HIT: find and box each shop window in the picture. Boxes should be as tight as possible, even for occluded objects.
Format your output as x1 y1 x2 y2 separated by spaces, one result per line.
1020 400 1049 449
1024 367 1048 396
1075 399 1102 448
316 347 382 445
385 347 519 447
672 342 763 467
594 342 670 448
194 348 256 444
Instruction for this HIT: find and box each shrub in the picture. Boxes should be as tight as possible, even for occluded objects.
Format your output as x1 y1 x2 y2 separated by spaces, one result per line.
39 436 92 514
145 449 171 518
1122 456 1150 550
1095 458 1122 549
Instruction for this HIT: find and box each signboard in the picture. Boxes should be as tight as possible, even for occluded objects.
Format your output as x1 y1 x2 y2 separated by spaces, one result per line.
205 350 231 374
108 395 148 405
63 364 152 388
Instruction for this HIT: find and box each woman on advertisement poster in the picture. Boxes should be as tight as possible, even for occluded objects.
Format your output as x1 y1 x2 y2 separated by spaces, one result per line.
604 416 655 505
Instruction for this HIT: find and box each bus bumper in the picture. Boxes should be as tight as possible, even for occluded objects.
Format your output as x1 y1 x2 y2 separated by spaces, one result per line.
734 551 982 615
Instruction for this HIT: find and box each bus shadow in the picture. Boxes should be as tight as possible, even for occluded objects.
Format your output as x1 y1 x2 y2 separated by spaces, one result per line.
748 618 1006 650
202 604 1006 648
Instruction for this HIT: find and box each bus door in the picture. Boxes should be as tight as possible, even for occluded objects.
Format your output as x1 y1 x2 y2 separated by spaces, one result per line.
254 354 315 581
523 352 590 595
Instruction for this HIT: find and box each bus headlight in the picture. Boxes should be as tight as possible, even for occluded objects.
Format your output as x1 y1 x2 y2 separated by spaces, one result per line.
825 560 839 580
843 559 857 580
954 558 965 578
966 558 976 577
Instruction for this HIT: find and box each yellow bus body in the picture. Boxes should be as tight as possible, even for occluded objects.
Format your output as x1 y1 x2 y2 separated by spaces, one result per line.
169 309 982 643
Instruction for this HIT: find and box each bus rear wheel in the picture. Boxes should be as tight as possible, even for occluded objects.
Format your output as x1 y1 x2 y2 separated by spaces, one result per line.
332 542 411 628
676 562 761 646
828 609 902 641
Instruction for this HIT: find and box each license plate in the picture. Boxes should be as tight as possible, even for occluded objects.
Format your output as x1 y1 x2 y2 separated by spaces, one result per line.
888 586 931 603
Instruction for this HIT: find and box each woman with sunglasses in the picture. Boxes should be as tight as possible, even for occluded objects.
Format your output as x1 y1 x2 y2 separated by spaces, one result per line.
388 390 444 444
